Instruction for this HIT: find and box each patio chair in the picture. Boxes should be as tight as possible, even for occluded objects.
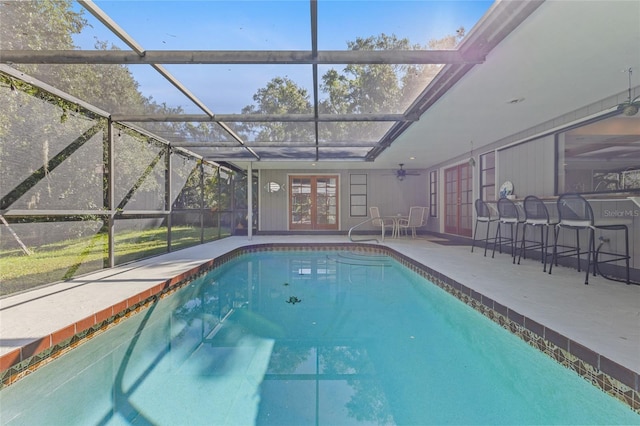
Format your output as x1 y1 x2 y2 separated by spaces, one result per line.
370 206 395 240
492 198 525 263
549 193 630 285
517 195 558 271
397 206 425 238
471 199 498 256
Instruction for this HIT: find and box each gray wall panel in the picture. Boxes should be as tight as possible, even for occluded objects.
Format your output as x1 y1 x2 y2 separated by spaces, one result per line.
257 169 428 233
497 135 555 198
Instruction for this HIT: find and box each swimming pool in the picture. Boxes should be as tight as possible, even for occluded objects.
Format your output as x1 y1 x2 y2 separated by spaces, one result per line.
1 249 638 424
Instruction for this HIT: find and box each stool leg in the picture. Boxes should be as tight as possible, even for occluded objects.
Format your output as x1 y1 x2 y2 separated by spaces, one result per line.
484 221 492 257
543 225 550 272
585 227 596 285
539 225 544 264
512 223 519 264
517 223 527 265
549 225 559 275
625 227 630 284
507 223 513 260
492 222 501 259
471 220 478 253
592 230 598 278
575 228 581 272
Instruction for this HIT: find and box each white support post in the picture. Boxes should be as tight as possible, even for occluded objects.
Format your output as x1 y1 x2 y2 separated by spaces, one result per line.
247 162 253 240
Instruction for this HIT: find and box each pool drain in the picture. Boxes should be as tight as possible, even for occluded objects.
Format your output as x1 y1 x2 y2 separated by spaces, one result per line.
286 296 302 304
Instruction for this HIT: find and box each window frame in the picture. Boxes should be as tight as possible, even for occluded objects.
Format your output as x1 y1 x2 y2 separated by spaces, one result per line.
429 170 438 217
349 174 368 217
480 151 496 201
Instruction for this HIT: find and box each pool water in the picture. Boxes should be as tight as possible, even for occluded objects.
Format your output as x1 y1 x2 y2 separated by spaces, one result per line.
1 251 638 425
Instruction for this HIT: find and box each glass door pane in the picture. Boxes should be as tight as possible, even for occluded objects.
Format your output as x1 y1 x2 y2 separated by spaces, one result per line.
459 163 473 236
444 167 458 233
444 164 473 236
315 177 338 228
290 177 312 229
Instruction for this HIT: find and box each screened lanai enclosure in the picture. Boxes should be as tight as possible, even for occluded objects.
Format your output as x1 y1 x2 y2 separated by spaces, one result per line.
0 69 257 295
0 0 530 295
2 0 640 296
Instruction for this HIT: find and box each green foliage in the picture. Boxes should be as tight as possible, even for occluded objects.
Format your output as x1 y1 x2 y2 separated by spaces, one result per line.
172 155 202 209
242 32 465 143
0 0 85 51
240 77 314 142
0 226 224 296
0 74 109 211
0 0 141 113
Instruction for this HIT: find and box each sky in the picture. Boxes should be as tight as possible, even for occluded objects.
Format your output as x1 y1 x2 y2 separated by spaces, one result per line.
73 1 494 113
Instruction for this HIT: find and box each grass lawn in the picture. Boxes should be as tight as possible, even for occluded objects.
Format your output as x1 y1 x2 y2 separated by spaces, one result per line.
0 226 227 296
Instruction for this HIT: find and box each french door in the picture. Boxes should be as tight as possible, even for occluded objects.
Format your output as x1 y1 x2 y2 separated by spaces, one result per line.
289 175 339 230
444 163 473 237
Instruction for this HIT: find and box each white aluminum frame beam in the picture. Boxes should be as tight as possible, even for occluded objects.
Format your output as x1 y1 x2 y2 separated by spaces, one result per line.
111 113 413 122
0 49 484 65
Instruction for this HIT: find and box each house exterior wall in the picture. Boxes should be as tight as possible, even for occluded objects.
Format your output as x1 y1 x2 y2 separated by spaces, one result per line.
496 135 556 199
427 131 639 270
255 103 638 270
258 169 428 232
497 135 638 269
259 169 289 231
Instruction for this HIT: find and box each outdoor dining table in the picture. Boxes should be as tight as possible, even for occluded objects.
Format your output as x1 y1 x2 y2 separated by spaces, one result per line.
384 213 408 238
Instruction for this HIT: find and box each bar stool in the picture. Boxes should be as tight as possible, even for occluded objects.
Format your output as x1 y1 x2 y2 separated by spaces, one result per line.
517 195 558 271
549 193 630 285
492 198 525 263
471 199 498 256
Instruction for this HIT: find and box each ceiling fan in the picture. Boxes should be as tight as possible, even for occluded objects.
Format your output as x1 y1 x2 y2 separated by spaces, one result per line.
394 163 420 181
618 68 640 116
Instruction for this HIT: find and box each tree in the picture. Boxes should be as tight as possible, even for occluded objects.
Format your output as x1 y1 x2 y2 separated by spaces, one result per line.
0 1 135 112
0 0 85 51
0 0 207 212
401 27 465 108
240 77 314 142
239 31 464 148
329 33 412 114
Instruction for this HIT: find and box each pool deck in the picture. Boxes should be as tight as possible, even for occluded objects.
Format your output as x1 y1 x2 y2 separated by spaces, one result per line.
1 235 639 378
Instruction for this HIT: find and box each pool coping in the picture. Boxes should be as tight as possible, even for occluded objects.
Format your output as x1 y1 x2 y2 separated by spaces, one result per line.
1 242 638 413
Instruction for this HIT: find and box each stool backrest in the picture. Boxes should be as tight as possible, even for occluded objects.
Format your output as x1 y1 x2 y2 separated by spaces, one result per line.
523 195 550 221
557 193 593 226
497 198 521 220
475 199 494 220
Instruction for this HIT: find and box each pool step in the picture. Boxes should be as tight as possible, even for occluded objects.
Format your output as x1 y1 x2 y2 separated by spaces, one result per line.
326 252 392 267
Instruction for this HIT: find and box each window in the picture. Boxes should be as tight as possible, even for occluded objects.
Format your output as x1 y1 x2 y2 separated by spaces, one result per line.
429 170 438 217
557 114 640 194
349 174 367 217
480 152 496 201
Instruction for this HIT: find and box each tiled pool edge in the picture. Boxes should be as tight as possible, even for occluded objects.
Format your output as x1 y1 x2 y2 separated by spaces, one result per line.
391 250 640 413
0 250 238 388
1 242 638 413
